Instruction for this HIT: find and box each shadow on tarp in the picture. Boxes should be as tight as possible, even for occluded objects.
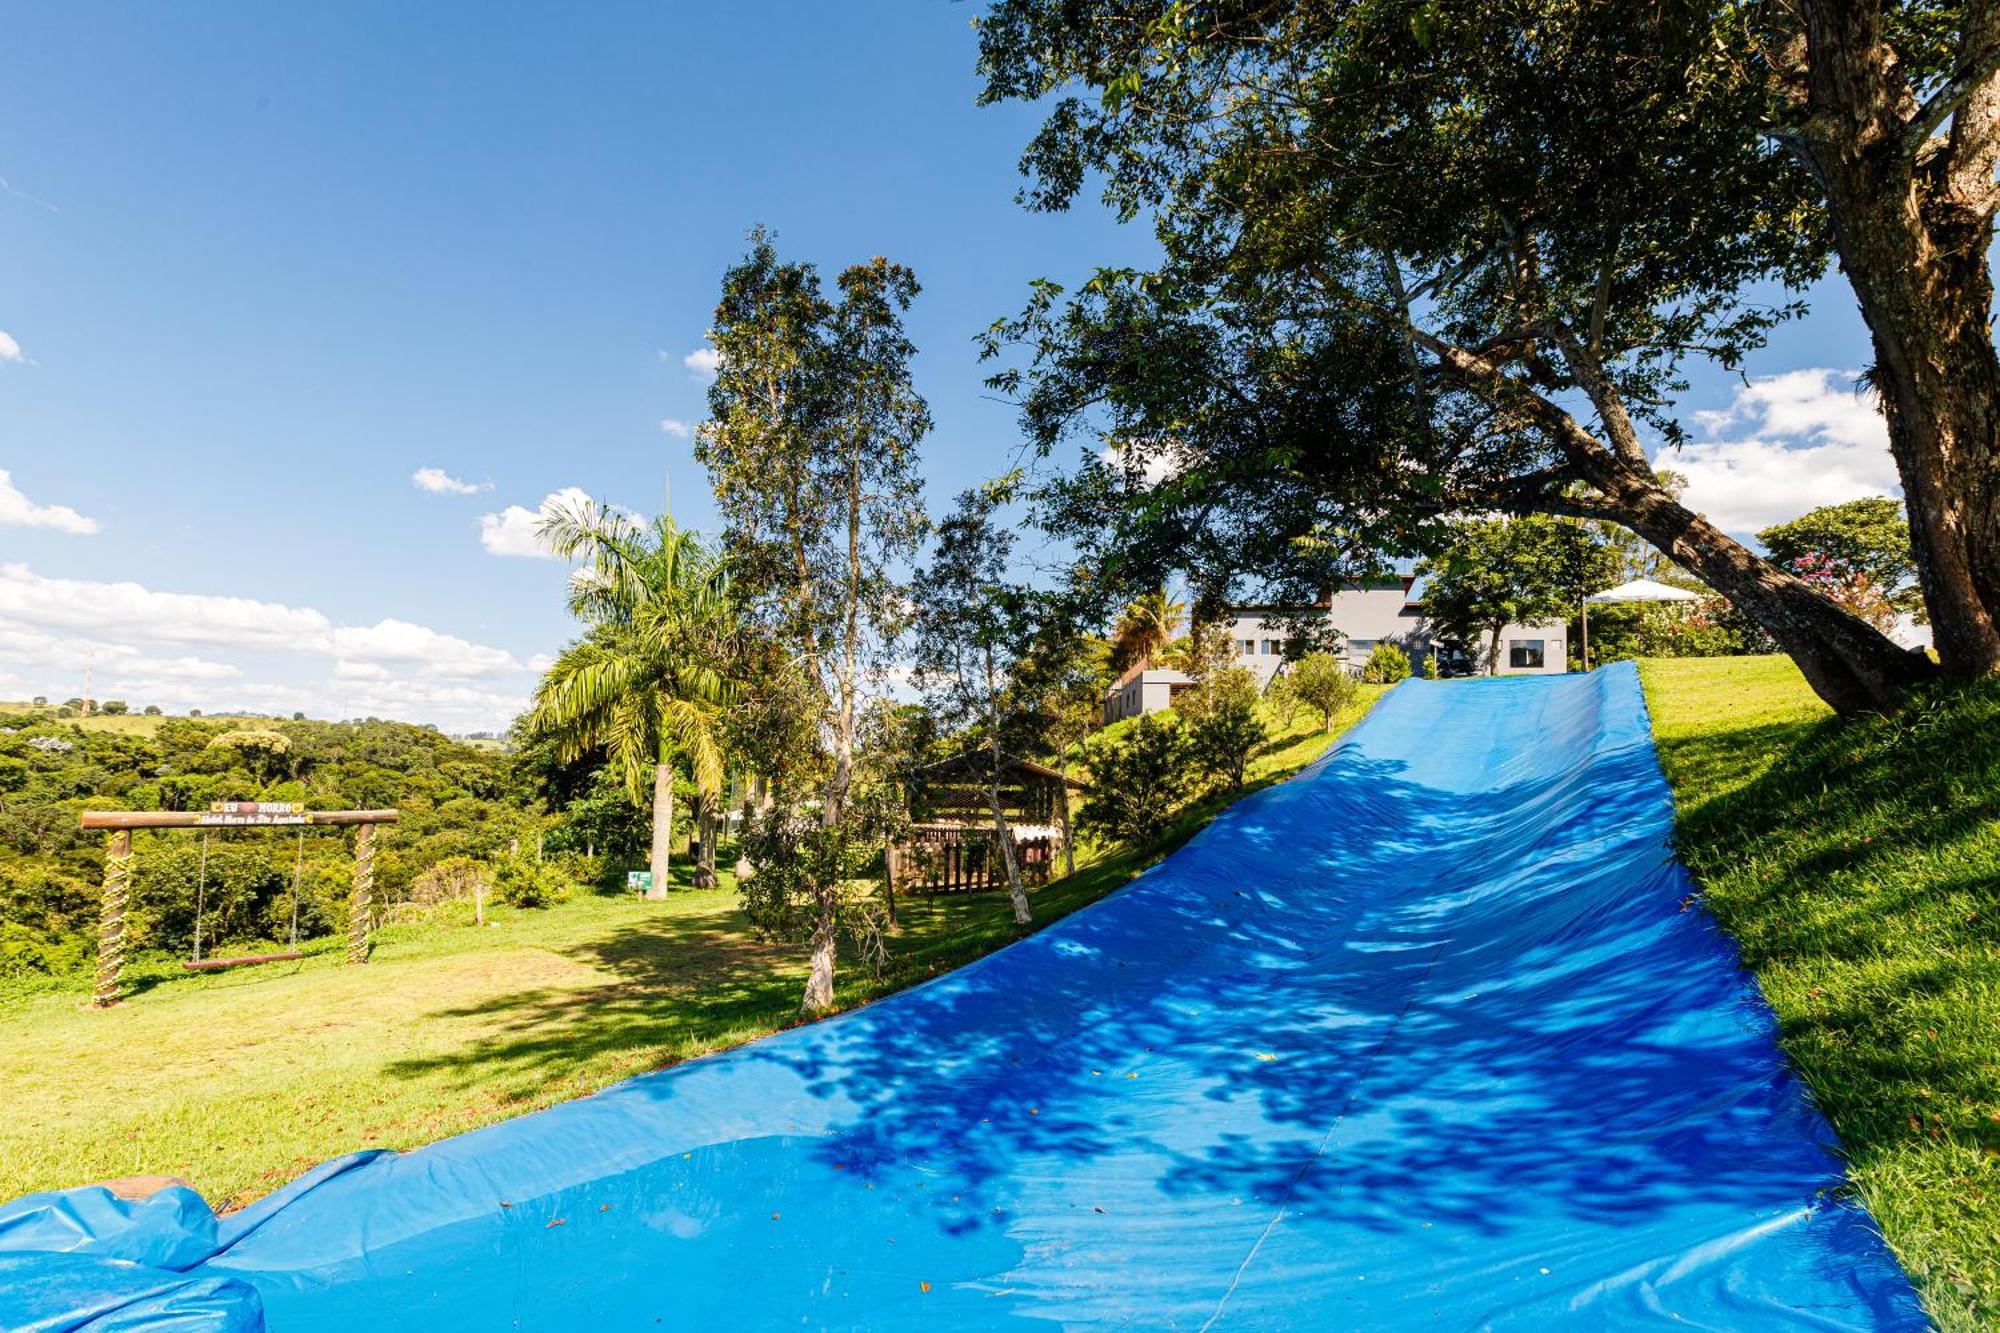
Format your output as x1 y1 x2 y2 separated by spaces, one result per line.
0 663 1927 1330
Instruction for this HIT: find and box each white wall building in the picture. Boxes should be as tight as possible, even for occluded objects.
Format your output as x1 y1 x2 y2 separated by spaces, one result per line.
1102 666 1192 724
1227 578 1568 685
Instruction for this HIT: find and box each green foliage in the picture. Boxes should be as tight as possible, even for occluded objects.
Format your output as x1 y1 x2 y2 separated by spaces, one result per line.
99 701 127 716
1184 669 1268 790
1078 713 1193 848
491 855 569 910
1758 497 1918 630
0 710 534 985
1286 653 1359 732
1359 642 1412 685
1421 653 1441 681
975 1 1827 644
1109 587 1182 672
1420 518 1620 671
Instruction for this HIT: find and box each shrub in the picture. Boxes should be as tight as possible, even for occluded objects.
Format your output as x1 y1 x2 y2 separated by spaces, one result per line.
1080 712 1195 848
1186 670 1268 790
1360 642 1412 684
410 855 487 906
492 855 569 909
1421 652 1441 680
1287 653 1359 732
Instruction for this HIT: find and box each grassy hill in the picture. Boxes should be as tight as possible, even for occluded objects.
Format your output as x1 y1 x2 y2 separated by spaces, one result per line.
1643 656 1998 1332
0 686 1384 1209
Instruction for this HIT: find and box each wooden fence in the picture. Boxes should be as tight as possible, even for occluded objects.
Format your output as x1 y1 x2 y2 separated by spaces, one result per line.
889 822 1058 895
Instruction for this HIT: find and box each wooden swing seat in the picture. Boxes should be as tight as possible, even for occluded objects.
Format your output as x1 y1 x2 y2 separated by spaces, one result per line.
182 950 304 972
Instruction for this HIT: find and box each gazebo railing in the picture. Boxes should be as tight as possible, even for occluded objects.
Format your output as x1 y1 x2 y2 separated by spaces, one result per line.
889 822 1058 895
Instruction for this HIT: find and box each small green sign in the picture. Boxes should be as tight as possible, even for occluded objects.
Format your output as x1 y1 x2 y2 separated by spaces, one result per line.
626 870 654 893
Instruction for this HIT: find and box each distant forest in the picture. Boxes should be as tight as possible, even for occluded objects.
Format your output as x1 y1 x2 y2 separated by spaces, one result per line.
0 708 651 988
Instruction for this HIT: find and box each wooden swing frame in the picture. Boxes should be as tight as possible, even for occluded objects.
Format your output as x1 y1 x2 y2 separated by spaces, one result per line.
80 805 399 1008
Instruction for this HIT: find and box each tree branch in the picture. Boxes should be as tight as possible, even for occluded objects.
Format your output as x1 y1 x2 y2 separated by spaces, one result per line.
1904 39 2000 158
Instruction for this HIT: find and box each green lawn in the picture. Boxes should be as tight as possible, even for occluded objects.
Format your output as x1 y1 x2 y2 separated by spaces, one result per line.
1642 656 2000 1332
0 687 1384 1210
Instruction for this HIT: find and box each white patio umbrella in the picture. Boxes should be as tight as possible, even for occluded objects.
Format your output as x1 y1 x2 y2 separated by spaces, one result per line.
1580 579 1702 669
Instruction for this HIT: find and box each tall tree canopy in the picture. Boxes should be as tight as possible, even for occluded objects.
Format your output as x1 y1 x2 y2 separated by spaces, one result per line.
974 0 1945 713
695 229 930 1011
524 497 734 895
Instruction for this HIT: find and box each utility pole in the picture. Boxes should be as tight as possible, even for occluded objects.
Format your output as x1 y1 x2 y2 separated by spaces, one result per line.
82 650 95 717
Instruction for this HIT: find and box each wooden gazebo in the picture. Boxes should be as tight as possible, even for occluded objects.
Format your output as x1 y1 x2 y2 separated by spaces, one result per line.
888 754 1086 895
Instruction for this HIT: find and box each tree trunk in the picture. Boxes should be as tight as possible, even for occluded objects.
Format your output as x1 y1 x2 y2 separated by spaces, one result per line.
693 794 717 889
989 770 1031 926
1777 1 2000 683
1486 624 1503 675
1584 463 1936 712
1057 755 1075 878
802 887 837 1014
648 761 672 900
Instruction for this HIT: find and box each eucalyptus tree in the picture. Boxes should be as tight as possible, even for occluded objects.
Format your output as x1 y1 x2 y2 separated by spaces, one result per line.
910 479 1043 925
974 1 1943 713
695 230 930 1011
525 497 733 897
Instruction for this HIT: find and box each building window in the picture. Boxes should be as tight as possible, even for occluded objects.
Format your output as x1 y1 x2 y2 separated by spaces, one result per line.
1348 639 1376 657
1240 639 1256 655
1509 640 1546 669
1261 639 1281 655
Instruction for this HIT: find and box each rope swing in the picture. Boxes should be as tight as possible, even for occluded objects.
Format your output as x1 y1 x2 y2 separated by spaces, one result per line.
183 828 307 973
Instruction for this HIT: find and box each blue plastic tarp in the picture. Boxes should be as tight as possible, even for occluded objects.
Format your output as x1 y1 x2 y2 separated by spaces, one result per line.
0 663 1925 1329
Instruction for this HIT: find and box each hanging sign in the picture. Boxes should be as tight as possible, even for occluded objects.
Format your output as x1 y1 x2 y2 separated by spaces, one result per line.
201 801 309 826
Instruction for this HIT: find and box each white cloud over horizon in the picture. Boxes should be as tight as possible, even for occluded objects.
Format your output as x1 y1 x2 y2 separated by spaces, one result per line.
1663 368 1902 535
411 466 489 495
660 418 692 438
0 469 99 534
479 486 592 559
0 330 22 363
0 562 539 730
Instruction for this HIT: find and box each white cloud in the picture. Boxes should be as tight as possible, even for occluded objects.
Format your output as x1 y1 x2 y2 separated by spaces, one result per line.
1099 437 1185 490
329 618 520 677
0 469 98 534
0 330 21 363
479 486 591 559
0 563 520 678
1663 369 1901 534
0 563 545 730
682 347 721 381
660 418 692 438
412 467 488 495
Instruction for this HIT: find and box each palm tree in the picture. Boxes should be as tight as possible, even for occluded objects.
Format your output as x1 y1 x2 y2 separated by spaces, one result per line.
526 495 735 896
1110 587 1185 672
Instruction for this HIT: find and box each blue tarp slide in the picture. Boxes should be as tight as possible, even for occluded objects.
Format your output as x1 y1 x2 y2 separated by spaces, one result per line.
0 663 1924 1329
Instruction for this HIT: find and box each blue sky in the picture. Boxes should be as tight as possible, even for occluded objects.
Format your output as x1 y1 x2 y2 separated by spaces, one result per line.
0 3 1903 729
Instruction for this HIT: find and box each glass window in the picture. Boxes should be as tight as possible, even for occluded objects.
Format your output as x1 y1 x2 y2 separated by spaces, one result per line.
1509 640 1546 668
1348 639 1376 656
1261 639 1281 655
1240 639 1256 655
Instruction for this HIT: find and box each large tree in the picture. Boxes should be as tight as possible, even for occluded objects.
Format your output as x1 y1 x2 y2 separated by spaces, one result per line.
696 230 929 1011
974 0 1942 713
1761 1 2000 680
525 498 732 897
